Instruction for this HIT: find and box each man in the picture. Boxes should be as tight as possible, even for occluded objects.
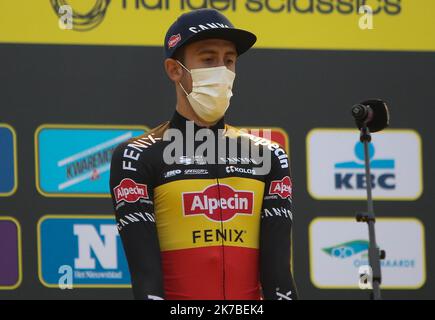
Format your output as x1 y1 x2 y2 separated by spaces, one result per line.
110 8 298 300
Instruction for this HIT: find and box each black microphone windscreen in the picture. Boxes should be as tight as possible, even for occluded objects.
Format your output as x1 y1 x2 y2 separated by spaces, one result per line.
357 99 390 132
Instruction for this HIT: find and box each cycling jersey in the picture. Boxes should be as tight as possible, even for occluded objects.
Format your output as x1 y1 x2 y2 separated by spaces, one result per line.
109 111 298 300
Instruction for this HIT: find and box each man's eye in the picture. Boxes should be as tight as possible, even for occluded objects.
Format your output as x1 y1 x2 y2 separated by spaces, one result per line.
226 59 235 66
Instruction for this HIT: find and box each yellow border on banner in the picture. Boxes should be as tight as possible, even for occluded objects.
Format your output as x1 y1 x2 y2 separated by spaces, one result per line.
0 124 18 197
37 214 132 289
306 128 424 201
0 217 23 290
34 124 149 198
308 217 427 290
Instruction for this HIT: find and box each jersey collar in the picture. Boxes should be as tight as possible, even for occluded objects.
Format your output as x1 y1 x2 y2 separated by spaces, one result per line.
170 111 226 133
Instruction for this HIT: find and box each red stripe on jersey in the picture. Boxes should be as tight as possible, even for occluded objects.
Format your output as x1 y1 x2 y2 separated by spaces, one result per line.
161 246 261 300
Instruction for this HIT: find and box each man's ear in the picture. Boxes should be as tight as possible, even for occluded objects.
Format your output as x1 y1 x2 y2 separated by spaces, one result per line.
164 58 183 83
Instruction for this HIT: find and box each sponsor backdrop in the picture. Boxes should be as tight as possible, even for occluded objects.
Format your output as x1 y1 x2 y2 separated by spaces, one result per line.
0 1 434 299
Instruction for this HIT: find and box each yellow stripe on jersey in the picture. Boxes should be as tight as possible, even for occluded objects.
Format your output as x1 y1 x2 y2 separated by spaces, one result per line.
154 177 265 251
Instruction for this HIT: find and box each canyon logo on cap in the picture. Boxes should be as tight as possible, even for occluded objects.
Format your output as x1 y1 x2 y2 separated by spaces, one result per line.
182 184 253 222
114 178 148 203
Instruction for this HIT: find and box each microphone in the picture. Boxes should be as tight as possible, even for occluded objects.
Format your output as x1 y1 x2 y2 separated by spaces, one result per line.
351 99 390 132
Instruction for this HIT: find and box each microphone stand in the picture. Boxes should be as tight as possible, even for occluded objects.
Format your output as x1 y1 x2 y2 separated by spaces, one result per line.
355 125 385 300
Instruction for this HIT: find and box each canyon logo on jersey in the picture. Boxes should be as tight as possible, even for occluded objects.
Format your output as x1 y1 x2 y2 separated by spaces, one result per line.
269 176 292 199
113 178 148 204
183 184 254 222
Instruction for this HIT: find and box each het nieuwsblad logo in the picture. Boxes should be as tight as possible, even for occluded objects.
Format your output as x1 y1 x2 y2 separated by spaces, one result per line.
50 0 111 31
38 216 131 288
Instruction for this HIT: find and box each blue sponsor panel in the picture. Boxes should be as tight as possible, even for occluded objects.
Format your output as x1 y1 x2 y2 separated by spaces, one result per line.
38 216 130 287
0 125 17 196
307 129 422 200
36 126 146 196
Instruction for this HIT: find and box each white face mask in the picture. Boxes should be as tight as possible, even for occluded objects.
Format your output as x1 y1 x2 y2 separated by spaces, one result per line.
177 60 236 123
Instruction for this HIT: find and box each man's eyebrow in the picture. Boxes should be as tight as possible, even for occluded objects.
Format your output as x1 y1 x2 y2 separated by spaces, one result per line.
196 48 237 56
224 49 237 56
196 48 219 55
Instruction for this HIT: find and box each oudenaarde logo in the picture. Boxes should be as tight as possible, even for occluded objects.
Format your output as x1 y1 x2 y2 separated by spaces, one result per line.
114 178 148 204
38 216 130 287
309 218 426 289
35 125 146 197
322 240 369 259
183 184 254 222
306 129 423 200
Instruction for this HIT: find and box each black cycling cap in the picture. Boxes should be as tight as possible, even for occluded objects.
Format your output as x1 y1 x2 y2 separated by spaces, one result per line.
164 8 257 59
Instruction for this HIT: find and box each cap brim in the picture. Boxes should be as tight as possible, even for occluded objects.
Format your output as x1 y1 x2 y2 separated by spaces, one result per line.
180 28 257 57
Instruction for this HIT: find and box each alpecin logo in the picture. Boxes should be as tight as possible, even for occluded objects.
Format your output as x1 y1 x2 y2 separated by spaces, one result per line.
182 184 254 222
113 178 148 204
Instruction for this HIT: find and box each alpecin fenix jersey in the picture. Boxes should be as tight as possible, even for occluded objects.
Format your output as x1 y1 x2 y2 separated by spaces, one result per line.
109 111 298 300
